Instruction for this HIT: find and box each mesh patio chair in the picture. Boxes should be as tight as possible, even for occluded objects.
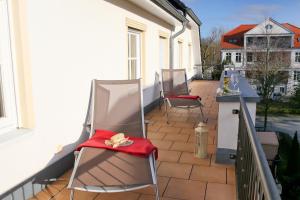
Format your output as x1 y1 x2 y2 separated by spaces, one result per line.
161 69 207 123
68 79 159 200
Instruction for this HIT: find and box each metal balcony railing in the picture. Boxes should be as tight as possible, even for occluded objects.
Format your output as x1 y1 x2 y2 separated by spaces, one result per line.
236 96 281 200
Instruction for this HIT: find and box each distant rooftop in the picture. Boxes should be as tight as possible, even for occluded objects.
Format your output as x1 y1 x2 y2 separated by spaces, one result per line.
221 20 300 49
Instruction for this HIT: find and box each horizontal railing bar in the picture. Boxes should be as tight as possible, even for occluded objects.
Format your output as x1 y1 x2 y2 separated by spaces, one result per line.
239 96 280 200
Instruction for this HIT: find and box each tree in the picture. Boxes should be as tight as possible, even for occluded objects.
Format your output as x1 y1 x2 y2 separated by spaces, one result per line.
290 83 300 109
286 132 300 174
247 26 290 130
201 27 225 73
281 132 300 199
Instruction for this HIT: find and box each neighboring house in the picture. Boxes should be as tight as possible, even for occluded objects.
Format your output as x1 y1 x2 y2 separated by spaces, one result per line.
0 0 201 198
221 18 300 96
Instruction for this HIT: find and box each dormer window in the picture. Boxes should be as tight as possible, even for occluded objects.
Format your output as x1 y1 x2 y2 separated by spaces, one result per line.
229 39 237 43
298 37 300 42
265 24 273 30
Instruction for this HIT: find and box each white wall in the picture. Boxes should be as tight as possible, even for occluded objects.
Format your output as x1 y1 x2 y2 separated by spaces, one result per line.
0 0 201 193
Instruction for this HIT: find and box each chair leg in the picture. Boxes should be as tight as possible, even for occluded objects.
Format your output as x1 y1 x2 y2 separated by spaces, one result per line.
200 105 208 123
70 189 74 200
155 183 160 200
159 91 162 110
164 100 170 124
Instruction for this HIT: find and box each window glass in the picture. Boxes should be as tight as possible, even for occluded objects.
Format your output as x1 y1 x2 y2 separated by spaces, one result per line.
236 53 241 63
225 53 231 63
295 52 300 63
0 0 17 131
178 41 183 68
188 44 192 71
247 52 253 62
128 29 141 80
294 71 300 81
159 36 167 69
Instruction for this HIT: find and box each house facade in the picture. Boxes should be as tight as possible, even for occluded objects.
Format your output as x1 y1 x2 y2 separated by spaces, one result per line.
221 18 300 95
0 0 202 198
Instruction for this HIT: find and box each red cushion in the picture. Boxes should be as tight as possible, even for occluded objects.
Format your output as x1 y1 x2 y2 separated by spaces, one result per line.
76 130 158 159
167 95 201 100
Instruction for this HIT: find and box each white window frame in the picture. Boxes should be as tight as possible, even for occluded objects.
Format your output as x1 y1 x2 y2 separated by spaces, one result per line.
159 36 167 69
128 29 141 80
295 52 300 63
294 71 300 81
225 52 231 62
178 41 183 68
188 44 192 71
236 52 241 63
0 0 18 133
279 86 285 94
247 52 253 62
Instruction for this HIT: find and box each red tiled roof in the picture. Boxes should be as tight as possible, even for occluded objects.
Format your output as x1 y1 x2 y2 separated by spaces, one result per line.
221 25 256 49
221 23 300 49
282 23 300 48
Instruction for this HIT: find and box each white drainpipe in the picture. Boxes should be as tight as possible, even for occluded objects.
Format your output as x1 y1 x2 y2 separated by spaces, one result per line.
170 21 188 69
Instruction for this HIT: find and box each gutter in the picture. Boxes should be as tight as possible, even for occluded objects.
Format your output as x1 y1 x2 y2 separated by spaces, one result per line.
170 20 188 68
150 0 187 23
186 8 202 26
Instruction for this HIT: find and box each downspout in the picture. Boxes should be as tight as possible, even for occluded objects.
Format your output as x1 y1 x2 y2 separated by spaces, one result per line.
170 21 188 69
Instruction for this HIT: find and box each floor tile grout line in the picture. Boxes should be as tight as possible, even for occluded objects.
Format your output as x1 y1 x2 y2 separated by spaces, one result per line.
161 176 172 197
204 181 208 200
177 151 183 163
188 164 194 180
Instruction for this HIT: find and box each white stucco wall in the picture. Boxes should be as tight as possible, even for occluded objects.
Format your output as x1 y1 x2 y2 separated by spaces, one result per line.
217 102 256 150
221 50 244 68
0 0 201 194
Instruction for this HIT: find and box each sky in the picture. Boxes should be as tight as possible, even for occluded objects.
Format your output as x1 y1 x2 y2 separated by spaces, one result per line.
181 0 300 37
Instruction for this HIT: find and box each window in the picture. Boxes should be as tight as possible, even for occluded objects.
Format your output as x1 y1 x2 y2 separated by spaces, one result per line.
236 53 241 63
128 29 141 79
265 24 273 30
159 36 167 69
247 52 253 62
229 39 237 43
225 53 231 63
279 86 285 93
294 71 300 81
0 0 18 132
178 41 183 68
295 52 300 63
247 37 253 45
188 44 192 71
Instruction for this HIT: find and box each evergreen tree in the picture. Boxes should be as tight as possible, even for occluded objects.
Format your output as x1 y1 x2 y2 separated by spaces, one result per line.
282 131 300 199
286 131 300 174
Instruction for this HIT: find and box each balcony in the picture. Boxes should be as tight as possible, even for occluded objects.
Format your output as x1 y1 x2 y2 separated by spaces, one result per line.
29 78 280 200
30 80 236 200
246 36 293 50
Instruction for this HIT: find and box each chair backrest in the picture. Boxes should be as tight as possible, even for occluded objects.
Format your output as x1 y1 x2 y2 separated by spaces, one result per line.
90 79 145 138
161 69 189 97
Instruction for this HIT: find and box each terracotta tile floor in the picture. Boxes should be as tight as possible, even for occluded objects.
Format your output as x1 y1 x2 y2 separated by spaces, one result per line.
30 81 236 200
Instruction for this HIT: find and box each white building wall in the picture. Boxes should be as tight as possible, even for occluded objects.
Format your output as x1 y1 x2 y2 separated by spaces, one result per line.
0 0 201 193
221 50 244 68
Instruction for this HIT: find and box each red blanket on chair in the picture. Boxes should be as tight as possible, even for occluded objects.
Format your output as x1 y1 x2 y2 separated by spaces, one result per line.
76 129 158 159
167 95 201 100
